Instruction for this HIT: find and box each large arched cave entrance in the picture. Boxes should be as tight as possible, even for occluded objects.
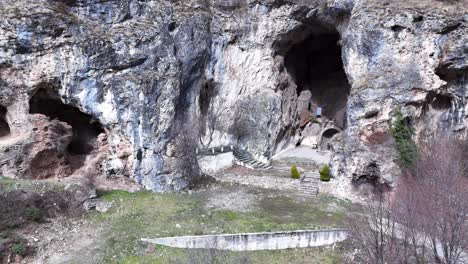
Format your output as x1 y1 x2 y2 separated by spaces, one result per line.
282 25 350 128
29 88 104 170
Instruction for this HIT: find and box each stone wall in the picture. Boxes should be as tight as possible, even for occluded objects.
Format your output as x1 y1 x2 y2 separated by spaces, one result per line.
198 152 235 173
142 229 350 251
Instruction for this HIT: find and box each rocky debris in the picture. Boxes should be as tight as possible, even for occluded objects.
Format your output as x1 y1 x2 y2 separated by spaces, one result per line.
83 199 112 213
0 0 466 192
0 182 93 231
93 174 142 193
0 178 105 263
26 218 102 264
0 114 74 179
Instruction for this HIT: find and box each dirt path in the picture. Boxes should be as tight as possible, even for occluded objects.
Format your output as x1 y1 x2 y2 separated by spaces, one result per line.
25 218 104 264
272 147 331 164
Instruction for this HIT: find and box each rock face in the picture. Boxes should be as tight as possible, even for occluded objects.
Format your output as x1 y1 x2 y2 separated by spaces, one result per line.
0 0 466 191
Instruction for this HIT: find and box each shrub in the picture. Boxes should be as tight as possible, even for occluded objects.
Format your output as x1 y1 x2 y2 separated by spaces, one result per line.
25 207 42 222
320 165 331 182
390 109 417 168
12 242 25 256
291 165 300 179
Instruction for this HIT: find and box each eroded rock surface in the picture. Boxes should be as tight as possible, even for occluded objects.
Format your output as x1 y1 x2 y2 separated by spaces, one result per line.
0 0 466 191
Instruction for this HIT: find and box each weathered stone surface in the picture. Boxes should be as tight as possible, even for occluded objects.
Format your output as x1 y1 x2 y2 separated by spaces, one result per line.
198 152 235 174
142 229 350 251
0 0 466 191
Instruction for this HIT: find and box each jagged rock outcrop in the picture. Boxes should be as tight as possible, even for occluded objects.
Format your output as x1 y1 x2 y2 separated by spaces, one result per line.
0 0 466 191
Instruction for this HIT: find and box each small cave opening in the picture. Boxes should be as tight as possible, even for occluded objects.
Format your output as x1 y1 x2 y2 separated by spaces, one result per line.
321 128 340 149
29 89 104 157
283 27 350 126
322 128 340 139
168 21 178 32
199 79 216 117
0 106 11 138
198 79 218 139
431 94 452 110
435 65 467 86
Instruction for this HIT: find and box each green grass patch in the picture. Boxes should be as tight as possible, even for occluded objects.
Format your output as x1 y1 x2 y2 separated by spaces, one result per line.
0 177 66 193
69 187 355 263
0 177 22 192
125 245 346 264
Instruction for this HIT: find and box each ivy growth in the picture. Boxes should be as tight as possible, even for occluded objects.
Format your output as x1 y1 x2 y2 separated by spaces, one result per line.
390 109 417 169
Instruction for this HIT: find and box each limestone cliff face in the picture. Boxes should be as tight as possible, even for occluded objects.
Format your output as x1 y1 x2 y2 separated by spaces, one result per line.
0 0 466 191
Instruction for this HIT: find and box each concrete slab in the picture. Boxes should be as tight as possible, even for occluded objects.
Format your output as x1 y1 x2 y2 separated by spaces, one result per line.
272 147 331 164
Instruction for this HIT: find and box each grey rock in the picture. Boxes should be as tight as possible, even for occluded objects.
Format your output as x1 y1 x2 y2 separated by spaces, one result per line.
0 0 466 192
83 199 112 213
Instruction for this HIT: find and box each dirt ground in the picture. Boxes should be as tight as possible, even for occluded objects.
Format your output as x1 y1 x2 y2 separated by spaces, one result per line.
0 146 360 263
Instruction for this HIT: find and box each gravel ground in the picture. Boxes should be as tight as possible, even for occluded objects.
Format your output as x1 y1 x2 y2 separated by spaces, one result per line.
206 189 257 213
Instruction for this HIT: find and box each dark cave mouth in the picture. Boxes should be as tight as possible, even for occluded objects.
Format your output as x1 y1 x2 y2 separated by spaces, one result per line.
322 128 340 139
431 94 452 110
283 28 350 126
0 106 11 138
320 127 340 149
29 89 104 156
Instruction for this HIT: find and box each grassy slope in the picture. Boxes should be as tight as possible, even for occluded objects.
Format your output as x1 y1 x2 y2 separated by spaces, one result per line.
80 187 354 263
1 177 355 263
0 176 68 193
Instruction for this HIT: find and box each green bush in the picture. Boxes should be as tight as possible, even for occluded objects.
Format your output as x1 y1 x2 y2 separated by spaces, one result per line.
319 165 331 182
25 207 42 222
291 165 300 179
390 108 417 168
12 242 25 256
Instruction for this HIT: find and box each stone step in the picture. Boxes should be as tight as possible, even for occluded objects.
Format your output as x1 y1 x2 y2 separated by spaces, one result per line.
299 185 318 188
199 145 272 171
299 175 319 196
232 147 272 171
299 189 318 193
300 189 319 193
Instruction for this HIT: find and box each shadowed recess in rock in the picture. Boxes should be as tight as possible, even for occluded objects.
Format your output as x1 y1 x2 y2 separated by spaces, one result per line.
0 106 10 138
29 88 104 156
321 127 340 149
284 29 350 125
431 94 452 110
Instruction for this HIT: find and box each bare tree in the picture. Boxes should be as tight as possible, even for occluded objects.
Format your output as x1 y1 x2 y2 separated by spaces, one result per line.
199 97 227 148
173 117 200 182
228 99 257 145
407 135 468 264
350 135 468 264
229 114 251 144
350 190 402 264
393 177 430 264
